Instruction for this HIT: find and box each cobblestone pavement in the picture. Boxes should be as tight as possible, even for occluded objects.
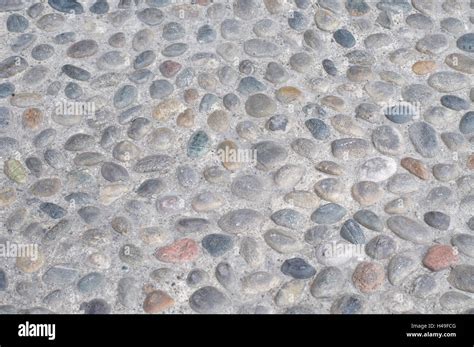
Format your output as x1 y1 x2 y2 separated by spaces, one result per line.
0 0 473 314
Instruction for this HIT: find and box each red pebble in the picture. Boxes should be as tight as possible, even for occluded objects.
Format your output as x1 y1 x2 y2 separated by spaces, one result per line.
155 238 199 263
423 245 459 271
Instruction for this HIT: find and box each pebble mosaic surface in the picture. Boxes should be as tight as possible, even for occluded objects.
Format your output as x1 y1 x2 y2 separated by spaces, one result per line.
0 0 473 314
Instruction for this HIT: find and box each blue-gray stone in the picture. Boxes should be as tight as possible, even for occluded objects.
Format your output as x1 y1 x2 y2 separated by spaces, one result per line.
25 156 43 177
295 0 311 9
89 0 108 14
187 130 210 158
128 69 153 85
114 85 137 109
288 11 308 31
64 82 82 99
62 64 91 81
460 111 474 134
408 122 438 158
223 93 240 111
175 67 194 88
331 294 365 314
0 56 28 78
424 211 450 230
305 118 330 140
199 93 219 112
48 0 84 14
384 104 416 123
333 29 356 48
271 209 306 230
77 206 101 224
44 149 65 169
31 44 54 61
322 59 337 76
440 95 470 111
118 105 143 124
40 202 67 219
147 0 170 6
136 8 164 26
353 209 383 231
0 269 6 291
162 22 185 41
267 114 288 131
149 79 173 99
281 258 316 279
377 0 412 13
54 32 76 45
6 14 28 33
77 272 105 293
64 192 94 205
311 203 347 224
134 50 156 70
197 24 216 43
202 234 234 257
162 43 188 57
80 299 111 314
345 0 370 16
340 219 365 244
0 107 10 128
457 33 474 53
135 178 164 197
0 83 14 98
101 162 129 182
237 76 266 95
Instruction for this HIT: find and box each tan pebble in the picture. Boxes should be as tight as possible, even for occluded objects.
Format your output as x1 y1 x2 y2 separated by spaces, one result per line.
207 110 229 132
412 61 436 75
16 251 44 273
176 108 195 128
275 86 303 104
321 95 344 112
0 187 16 206
217 140 241 171
284 190 320 209
152 98 185 121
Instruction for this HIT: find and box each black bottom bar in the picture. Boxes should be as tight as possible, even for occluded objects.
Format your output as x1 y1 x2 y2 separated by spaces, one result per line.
0 314 472 346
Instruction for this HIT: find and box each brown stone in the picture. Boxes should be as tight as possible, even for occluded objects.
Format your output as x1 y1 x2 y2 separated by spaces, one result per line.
22 108 43 129
183 88 199 104
423 245 459 271
143 290 174 313
412 61 436 75
321 95 344 112
401 157 430 180
467 154 474 170
352 261 385 293
159 60 182 78
275 86 303 104
0 187 16 206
